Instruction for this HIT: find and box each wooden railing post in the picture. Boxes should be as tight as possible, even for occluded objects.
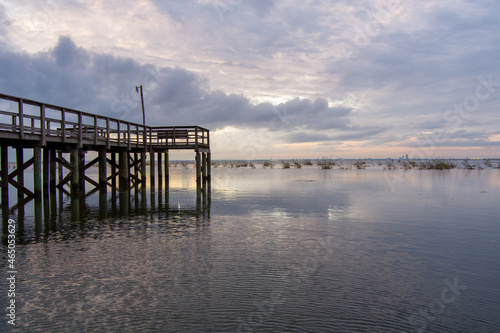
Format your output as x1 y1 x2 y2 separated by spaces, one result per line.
61 108 66 142
117 121 121 147
19 99 24 140
195 127 199 151
127 122 131 150
40 104 46 146
94 115 98 145
149 127 152 151
106 118 110 149
78 112 83 148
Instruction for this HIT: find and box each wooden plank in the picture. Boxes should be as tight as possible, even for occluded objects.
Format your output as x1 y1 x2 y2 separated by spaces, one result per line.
8 178 34 197
157 129 189 139
8 157 34 179
55 156 72 171
9 195 34 210
106 157 118 169
83 156 99 170
59 171 72 187
83 175 99 188
106 171 119 181
85 186 100 198
57 186 71 197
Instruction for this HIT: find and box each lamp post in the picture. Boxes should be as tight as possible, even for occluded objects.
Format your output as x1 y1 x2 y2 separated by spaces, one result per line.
136 85 146 149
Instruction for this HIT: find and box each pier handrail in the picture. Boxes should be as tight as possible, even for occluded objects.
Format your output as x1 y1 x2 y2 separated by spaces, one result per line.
0 92 209 150
150 126 209 148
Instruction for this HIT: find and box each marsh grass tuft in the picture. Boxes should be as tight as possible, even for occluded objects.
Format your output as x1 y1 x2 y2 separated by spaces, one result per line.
263 160 275 168
354 160 366 169
419 159 456 170
318 157 335 169
280 160 291 169
462 159 475 170
385 160 396 170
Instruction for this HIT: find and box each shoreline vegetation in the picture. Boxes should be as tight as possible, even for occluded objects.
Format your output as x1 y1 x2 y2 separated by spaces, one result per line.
167 158 500 170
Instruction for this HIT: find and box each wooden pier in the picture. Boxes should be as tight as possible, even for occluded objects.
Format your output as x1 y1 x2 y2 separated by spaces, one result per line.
0 92 211 218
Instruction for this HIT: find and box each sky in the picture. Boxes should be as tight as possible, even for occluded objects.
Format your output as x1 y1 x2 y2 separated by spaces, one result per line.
0 0 499 159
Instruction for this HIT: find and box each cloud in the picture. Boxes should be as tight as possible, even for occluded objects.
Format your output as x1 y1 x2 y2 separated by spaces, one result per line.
1 1 500 157
279 132 333 144
0 36 354 136
52 36 89 68
0 3 12 48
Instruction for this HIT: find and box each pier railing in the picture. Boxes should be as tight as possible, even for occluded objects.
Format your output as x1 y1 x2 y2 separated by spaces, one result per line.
0 93 209 150
150 126 209 149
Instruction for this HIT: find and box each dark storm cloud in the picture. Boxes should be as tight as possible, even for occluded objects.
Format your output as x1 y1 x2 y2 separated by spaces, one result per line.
52 36 90 68
0 36 353 139
146 74 354 132
0 36 150 116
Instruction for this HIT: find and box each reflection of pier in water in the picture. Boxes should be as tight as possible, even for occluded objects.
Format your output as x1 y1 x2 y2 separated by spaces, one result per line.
5 183 210 242
0 92 211 232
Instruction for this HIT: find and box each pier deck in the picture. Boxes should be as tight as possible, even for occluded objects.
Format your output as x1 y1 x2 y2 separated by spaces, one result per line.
0 92 211 214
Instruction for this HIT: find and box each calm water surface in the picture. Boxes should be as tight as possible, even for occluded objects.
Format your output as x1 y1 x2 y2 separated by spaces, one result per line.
1 167 500 332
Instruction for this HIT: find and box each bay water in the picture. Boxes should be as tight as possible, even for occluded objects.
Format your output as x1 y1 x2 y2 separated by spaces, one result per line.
1 166 499 332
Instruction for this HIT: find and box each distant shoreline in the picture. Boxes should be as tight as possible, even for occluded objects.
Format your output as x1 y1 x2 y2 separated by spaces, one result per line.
190 158 500 170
